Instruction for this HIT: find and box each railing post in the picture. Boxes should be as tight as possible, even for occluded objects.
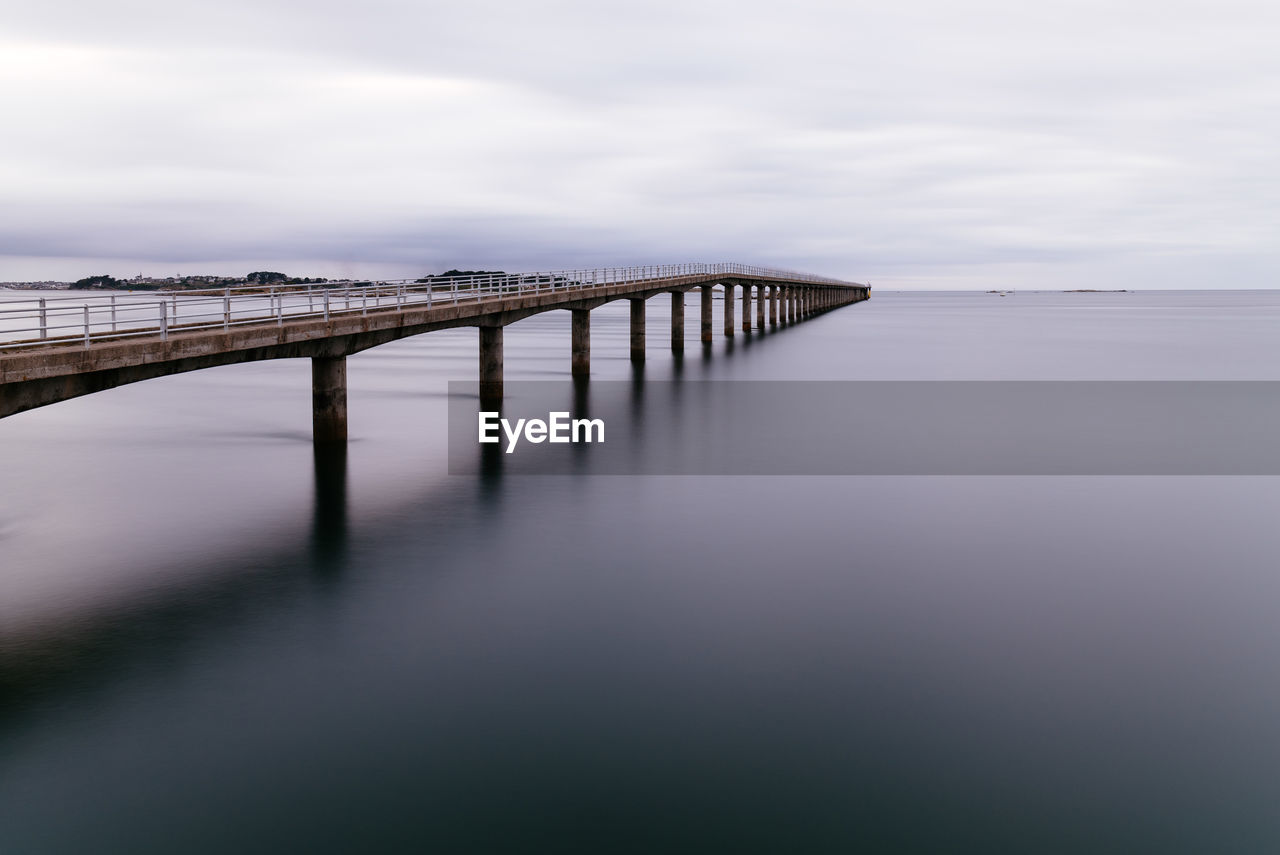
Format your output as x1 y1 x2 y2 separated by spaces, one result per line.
224 291 231 329
323 289 330 321
39 297 47 339
111 295 117 333
83 305 90 348
159 302 168 341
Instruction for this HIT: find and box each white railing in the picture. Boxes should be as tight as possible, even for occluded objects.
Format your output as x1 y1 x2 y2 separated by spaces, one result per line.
0 263 865 351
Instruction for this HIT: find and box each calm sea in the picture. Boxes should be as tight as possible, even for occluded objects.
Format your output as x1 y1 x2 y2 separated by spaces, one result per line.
3 290 1280 852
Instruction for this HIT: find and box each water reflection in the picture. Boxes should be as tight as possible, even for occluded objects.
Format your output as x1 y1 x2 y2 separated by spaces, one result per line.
310 444 348 580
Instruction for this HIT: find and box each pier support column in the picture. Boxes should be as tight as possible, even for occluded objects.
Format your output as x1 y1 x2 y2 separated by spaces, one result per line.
701 285 713 343
312 355 348 444
723 283 735 337
630 297 646 362
742 282 752 332
479 324 503 403
788 287 797 322
767 286 776 326
571 308 590 378
756 284 765 328
671 291 684 353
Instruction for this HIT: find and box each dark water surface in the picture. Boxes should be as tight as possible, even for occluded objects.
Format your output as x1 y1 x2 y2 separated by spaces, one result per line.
4 291 1280 852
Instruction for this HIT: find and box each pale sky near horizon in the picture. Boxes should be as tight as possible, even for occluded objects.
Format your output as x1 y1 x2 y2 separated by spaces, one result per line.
1 0 1277 288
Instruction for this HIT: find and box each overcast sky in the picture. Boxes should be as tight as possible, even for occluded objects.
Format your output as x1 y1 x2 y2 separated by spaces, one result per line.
1 0 1277 288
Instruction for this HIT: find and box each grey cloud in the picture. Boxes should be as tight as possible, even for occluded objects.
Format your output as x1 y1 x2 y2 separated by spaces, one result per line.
1 0 1277 287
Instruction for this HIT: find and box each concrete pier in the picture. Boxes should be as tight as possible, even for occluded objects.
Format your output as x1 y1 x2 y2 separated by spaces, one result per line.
0 265 871 425
312 355 348 444
479 324 503 403
756 284 765 328
742 282 752 332
701 284 713 343
671 291 684 352
571 308 590 377
630 298 646 361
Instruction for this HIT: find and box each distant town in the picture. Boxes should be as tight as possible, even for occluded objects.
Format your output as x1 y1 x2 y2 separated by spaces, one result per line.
0 270 503 291
0 272 326 291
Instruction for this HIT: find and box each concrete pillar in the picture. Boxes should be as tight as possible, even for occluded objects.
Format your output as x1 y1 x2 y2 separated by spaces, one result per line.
723 283 735 337
571 308 590 378
701 284 713 343
742 282 752 332
756 284 765 328
630 297 645 361
789 287 797 322
768 286 776 326
671 291 684 352
480 324 503 402
312 355 348 444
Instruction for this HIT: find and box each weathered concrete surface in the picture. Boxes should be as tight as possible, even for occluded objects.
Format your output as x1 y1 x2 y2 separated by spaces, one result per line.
571 308 590 377
630 298 646 362
312 356 347 444
479 325 503 404
0 274 869 419
700 285 714 343
670 291 684 352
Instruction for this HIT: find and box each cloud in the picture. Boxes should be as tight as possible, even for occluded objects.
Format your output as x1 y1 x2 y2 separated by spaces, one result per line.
1 0 1277 287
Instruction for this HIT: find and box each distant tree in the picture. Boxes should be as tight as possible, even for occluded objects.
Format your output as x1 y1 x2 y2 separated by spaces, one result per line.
246 271 288 285
415 269 506 283
70 274 121 290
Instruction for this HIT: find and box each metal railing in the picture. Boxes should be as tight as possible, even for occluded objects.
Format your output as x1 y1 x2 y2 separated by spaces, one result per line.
0 263 865 352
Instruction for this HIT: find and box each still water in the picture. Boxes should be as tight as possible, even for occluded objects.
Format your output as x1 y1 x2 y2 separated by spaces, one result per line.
3 290 1280 852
